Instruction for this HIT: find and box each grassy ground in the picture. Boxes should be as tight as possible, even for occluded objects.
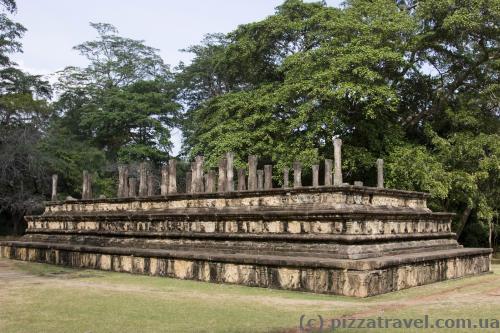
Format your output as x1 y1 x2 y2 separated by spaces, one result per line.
0 259 499 333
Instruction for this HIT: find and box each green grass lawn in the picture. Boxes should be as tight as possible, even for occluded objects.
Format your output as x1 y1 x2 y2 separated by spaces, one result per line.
0 259 499 333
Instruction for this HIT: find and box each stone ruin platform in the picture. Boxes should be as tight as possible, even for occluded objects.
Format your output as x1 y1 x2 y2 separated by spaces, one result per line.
0 186 491 297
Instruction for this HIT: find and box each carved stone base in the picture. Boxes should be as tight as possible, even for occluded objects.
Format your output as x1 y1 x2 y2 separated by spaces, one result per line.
8 186 492 297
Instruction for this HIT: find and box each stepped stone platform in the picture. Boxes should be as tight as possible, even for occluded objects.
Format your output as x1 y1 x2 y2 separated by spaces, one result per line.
0 186 491 297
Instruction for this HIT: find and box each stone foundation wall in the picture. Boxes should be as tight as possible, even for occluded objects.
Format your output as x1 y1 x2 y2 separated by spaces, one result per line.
0 244 490 297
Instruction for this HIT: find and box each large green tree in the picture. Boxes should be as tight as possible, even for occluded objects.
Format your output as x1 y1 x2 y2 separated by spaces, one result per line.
178 0 499 246
43 23 180 197
54 23 179 163
0 0 53 234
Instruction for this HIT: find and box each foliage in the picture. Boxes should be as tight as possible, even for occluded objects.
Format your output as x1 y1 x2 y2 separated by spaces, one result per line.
178 0 499 244
53 23 179 163
0 0 498 246
0 0 54 234
38 125 106 197
39 23 181 197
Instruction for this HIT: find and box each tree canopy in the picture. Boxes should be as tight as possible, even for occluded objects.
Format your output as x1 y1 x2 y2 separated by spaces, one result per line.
179 0 499 245
0 0 53 233
0 0 498 245
53 22 179 163
36 23 181 199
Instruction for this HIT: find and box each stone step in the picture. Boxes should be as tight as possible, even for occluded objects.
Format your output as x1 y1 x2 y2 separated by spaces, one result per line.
0 240 490 271
21 233 460 259
0 241 491 297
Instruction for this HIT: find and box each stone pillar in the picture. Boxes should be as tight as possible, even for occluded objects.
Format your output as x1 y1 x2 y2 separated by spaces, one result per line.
168 159 177 193
312 165 319 187
293 162 302 188
218 157 227 192
87 173 93 199
324 159 332 186
160 164 169 196
117 165 129 198
376 158 384 188
333 138 343 186
82 170 92 199
206 170 216 193
86 171 92 199
257 170 264 190
264 165 273 190
193 156 204 193
225 152 234 192
147 172 155 196
82 170 88 199
283 168 289 189
237 169 246 191
51 174 58 201
128 177 137 197
138 162 148 197
190 162 196 193
117 166 124 198
185 172 192 193
200 157 206 192
123 167 129 198
248 155 258 191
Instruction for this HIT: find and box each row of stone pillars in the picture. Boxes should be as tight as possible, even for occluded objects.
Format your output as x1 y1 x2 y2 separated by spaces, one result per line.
50 139 385 200
185 139 345 193
116 160 178 198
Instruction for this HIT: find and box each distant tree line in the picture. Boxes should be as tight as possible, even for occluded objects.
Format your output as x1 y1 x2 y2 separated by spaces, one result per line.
0 0 498 248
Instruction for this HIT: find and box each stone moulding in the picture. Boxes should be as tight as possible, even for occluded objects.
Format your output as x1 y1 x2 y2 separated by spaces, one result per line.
46 185 431 204
42 186 430 215
24 211 454 240
0 185 492 297
24 230 457 242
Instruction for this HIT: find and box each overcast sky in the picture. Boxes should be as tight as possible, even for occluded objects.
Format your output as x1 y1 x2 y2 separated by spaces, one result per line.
12 0 342 154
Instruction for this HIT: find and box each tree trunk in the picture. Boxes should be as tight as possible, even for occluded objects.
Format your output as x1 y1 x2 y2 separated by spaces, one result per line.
455 206 472 239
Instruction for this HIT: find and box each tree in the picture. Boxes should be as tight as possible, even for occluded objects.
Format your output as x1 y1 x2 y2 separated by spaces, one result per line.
42 23 181 198
0 0 54 234
387 0 499 245
178 0 499 245
180 0 416 172
54 23 179 163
